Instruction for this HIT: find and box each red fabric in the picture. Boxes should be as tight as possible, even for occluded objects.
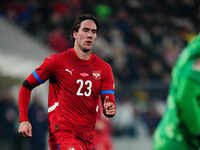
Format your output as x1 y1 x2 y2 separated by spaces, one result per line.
18 70 49 122
48 131 90 150
18 48 115 144
99 62 115 105
18 86 31 122
44 48 115 138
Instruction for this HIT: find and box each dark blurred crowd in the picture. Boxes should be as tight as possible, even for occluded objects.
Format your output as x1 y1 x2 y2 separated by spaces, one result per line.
0 89 48 150
0 0 200 145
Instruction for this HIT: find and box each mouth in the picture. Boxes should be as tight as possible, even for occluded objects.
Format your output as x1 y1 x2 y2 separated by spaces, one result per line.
85 41 93 46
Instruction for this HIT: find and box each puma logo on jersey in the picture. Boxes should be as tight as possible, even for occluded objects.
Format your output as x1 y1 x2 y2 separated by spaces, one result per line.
65 68 73 75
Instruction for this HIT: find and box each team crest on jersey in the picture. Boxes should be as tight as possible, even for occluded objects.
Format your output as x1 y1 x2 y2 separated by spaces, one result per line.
80 72 89 77
92 71 101 80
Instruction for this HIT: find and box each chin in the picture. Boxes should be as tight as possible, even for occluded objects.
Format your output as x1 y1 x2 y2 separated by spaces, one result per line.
82 47 92 53
83 49 90 53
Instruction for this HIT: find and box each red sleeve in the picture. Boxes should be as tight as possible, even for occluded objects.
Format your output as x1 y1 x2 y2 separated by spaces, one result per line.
18 54 56 122
100 64 116 104
18 86 31 122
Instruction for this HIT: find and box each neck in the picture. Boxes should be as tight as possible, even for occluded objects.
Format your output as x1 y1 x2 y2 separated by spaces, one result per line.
74 43 91 60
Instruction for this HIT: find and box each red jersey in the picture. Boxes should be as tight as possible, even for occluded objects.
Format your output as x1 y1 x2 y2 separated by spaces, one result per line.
18 48 115 143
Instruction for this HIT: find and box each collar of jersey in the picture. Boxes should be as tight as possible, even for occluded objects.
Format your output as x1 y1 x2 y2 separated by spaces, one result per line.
70 48 95 65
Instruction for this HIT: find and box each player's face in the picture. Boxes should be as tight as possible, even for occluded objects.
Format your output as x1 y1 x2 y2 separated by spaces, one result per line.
73 19 97 52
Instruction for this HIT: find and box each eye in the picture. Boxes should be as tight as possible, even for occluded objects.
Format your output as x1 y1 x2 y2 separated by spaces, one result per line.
82 28 89 32
92 29 97 34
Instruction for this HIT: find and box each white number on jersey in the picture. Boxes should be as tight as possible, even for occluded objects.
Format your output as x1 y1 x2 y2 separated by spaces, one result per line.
76 79 92 96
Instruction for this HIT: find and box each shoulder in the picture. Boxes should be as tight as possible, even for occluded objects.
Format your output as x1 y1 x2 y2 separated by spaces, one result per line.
93 54 111 68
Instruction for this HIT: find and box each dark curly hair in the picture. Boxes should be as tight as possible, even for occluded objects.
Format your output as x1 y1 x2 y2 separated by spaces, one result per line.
71 14 99 42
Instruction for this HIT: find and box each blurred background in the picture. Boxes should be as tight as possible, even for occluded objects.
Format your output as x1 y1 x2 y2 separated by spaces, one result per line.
0 0 199 150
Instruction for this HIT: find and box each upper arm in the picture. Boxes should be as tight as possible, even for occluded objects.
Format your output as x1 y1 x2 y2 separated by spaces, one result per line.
101 64 114 90
24 55 57 89
100 64 115 104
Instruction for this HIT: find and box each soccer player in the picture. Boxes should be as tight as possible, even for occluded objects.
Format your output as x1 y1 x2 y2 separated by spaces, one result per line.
18 14 116 150
153 35 200 150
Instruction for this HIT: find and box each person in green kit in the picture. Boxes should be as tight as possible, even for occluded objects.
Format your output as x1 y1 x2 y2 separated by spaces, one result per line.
153 34 200 150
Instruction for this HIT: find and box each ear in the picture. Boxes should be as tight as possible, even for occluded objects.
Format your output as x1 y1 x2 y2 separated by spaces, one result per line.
73 31 77 40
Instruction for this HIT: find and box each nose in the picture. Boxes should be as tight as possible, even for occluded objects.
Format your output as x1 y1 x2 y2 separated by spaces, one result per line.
87 31 93 38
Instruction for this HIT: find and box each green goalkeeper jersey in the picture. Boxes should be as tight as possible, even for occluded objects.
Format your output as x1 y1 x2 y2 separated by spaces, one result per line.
153 34 200 150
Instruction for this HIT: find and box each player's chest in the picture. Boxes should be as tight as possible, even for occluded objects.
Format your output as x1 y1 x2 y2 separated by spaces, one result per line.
55 64 102 93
